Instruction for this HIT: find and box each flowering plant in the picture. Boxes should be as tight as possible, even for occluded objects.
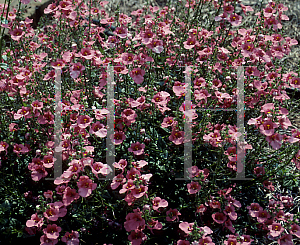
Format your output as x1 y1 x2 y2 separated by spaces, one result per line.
0 0 300 244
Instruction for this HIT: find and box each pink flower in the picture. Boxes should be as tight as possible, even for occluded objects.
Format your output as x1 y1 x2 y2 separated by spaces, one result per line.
44 190 53 200
129 68 145 84
199 236 215 245
169 129 184 145
179 222 194 234
128 230 147 245
31 165 48 181
177 240 190 245
13 143 29 156
69 62 85 79
187 181 201 194
43 224 61 239
26 213 44 229
256 209 270 223
10 28 24 41
132 185 148 199
14 106 32 120
110 174 126 190
77 175 97 197
43 155 55 168
259 119 278 136
268 222 284 237
166 208 181 221
40 234 58 245
152 197 168 211
128 142 145 155
183 36 197 49
91 162 112 178
289 224 300 238
228 13 242 26
89 121 107 138
113 159 127 172
141 30 154 44
277 234 293 245
51 59 65 69
114 26 128 38
80 47 95 60
63 187 80 206
247 203 262 217
61 230 80 245
212 212 227 224
77 115 93 129
288 129 300 143
124 208 145 232
266 133 283 150
239 235 253 245
224 235 239 245
147 219 162 234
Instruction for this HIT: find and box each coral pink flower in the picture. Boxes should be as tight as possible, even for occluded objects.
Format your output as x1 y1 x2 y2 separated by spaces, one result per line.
128 142 145 155
77 175 97 197
166 208 181 221
43 224 61 239
129 68 145 84
62 187 80 206
61 230 80 245
26 213 44 229
268 222 284 237
179 222 194 234
212 212 227 224
187 181 201 194
152 197 168 211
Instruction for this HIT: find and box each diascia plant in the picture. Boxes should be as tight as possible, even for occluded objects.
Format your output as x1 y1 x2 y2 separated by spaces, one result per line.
0 0 300 244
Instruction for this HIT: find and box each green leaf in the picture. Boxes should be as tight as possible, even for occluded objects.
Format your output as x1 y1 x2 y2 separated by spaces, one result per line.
0 62 8 70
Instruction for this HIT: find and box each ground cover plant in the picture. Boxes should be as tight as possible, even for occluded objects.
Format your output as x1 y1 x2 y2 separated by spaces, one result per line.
0 0 300 244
